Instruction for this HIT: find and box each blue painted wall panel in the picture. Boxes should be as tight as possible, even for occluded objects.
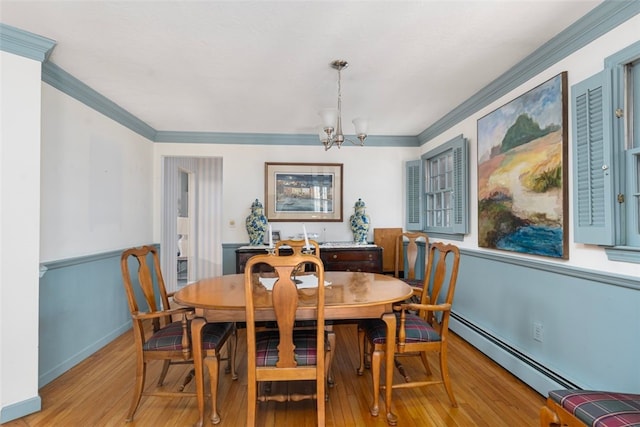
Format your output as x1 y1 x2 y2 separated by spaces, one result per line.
39 251 132 387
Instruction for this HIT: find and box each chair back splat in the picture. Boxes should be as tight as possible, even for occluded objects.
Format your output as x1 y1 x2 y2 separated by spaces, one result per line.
395 232 430 296
120 245 236 424
244 252 328 426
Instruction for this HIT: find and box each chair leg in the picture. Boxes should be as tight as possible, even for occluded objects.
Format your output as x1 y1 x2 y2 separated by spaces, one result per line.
178 369 195 391
440 347 457 407
357 327 366 375
247 377 257 427
539 403 560 427
327 330 336 389
126 360 146 422
157 359 171 386
204 352 222 425
394 357 411 382
420 350 432 376
317 370 326 427
229 329 238 380
370 349 382 417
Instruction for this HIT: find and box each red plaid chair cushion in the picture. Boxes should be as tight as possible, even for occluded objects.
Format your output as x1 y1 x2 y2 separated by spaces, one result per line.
255 329 327 366
360 313 441 344
549 390 640 427
143 321 233 351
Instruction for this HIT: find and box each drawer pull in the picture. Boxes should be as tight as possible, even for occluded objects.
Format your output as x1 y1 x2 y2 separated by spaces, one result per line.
332 254 338 259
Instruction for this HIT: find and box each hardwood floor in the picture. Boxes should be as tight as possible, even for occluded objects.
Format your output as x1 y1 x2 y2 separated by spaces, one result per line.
5 324 545 426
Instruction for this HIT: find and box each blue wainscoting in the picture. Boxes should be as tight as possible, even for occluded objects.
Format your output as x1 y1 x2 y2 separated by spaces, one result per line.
451 249 640 395
38 246 157 387
222 243 244 274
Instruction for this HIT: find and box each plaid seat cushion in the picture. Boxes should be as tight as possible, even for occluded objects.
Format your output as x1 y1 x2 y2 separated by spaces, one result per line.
201 322 234 350
360 313 441 345
143 321 186 351
255 329 326 367
143 320 233 351
401 278 424 289
549 390 640 427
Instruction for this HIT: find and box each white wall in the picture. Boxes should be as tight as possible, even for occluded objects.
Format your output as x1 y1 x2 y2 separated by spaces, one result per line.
424 14 640 279
39 84 155 262
153 143 418 245
0 51 42 417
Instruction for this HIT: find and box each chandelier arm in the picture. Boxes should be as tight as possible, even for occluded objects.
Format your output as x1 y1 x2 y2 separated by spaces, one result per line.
344 137 365 147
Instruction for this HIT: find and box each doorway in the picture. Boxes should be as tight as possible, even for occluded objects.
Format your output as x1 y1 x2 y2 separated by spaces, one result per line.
162 157 223 292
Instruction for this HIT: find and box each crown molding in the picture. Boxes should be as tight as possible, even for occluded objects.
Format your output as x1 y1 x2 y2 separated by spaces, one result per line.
0 23 56 62
154 131 418 146
41 62 157 140
418 0 640 144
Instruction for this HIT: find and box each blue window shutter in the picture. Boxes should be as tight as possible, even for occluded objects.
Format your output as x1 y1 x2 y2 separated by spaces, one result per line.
451 136 469 234
572 69 615 245
406 160 423 230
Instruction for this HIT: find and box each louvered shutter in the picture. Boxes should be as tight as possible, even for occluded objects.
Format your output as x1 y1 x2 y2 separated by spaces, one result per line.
406 160 423 230
572 70 615 245
451 136 468 234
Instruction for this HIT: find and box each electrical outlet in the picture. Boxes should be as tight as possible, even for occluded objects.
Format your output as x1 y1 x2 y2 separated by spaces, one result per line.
533 321 544 342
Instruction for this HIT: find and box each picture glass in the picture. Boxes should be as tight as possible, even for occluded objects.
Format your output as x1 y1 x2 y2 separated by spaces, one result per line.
265 163 343 222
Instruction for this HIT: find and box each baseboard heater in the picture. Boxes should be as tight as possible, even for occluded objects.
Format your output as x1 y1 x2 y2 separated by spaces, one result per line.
450 312 581 391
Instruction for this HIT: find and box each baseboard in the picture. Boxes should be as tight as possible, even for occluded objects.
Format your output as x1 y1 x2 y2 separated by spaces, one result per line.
0 395 41 423
450 312 581 396
38 321 131 387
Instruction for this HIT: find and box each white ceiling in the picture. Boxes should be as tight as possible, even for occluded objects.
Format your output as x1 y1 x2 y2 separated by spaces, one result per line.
1 0 602 137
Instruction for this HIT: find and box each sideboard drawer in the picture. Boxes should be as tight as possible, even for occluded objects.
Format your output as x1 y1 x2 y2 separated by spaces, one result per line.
320 247 382 273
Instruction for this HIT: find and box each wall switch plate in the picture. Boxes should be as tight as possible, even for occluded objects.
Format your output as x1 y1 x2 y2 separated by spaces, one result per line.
533 321 544 342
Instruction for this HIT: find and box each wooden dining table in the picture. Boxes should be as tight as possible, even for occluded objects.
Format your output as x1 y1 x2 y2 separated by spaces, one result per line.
174 270 413 426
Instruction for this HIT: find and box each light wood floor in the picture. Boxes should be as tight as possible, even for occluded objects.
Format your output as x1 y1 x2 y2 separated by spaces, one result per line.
5 324 544 426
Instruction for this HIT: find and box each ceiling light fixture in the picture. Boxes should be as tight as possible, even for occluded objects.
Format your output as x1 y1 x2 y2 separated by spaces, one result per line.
318 60 368 150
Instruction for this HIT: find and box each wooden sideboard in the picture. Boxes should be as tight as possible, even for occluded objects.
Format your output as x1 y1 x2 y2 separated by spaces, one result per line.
235 244 383 274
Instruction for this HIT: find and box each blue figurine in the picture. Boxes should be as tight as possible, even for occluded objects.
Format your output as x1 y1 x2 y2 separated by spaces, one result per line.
246 199 268 246
350 198 370 244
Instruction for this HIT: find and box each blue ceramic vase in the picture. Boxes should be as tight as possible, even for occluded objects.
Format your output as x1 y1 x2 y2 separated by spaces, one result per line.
350 198 370 244
246 199 268 246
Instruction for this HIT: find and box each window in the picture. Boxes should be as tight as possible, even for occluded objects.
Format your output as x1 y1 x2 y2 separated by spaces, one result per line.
572 41 640 262
406 134 468 236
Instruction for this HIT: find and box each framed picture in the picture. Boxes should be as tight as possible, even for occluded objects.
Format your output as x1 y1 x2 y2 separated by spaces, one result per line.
477 72 568 259
272 230 281 242
265 162 343 222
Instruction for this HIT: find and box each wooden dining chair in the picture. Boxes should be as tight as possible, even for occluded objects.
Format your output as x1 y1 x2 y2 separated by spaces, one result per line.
120 245 237 424
395 231 430 298
274 239 336 387
358 242 461 413
244 252 329 426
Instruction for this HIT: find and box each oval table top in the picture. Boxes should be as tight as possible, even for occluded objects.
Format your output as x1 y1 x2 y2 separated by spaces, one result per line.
174 271 412 311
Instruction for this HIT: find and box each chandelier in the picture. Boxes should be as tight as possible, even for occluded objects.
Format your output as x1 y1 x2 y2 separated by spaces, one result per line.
318 60 368 150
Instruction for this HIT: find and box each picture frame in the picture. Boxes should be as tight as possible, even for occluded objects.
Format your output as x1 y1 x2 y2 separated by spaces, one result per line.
272 230 281 242
477 72 568 259
265 162 343 222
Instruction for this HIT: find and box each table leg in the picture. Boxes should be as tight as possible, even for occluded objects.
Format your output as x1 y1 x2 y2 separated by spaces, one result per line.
381 312 398 425
191 317 206 427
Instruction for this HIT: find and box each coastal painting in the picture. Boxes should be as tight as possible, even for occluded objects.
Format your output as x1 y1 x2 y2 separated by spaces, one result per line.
477 72 568 258
265 162 343 222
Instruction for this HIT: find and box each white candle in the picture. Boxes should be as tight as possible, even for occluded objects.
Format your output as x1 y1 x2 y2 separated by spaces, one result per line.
303 224 310 249
268 224 273 248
